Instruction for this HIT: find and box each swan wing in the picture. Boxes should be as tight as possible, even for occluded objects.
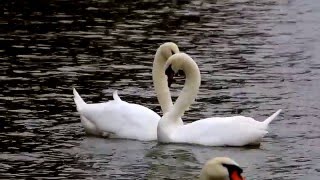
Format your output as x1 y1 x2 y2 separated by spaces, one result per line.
80 100 160 141
172 117 267 146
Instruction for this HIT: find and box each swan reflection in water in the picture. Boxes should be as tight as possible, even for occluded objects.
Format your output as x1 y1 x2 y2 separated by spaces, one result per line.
73 138 251 179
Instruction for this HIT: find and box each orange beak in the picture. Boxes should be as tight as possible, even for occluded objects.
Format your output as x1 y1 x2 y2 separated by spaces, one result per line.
230 171 246 180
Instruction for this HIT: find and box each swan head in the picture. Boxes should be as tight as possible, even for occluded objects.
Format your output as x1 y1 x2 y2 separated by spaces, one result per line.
164 53 188 87
200 157 245 180
158 42 180 59
155 42 180 87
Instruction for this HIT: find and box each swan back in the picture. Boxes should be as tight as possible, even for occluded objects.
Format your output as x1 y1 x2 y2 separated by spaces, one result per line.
200 157 245 180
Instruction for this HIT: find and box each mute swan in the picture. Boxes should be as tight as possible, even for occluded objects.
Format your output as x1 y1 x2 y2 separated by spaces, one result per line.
200 157 245 180
73 42 182 141
157 53 282 146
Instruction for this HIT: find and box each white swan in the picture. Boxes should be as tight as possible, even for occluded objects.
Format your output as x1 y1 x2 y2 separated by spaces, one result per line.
200 157 245 180
73 42 182 141
157 53 282 146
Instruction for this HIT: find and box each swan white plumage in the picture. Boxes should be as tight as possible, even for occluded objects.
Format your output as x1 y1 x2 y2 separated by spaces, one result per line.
200 157 245 180
73 42 182 141
157 53 282 146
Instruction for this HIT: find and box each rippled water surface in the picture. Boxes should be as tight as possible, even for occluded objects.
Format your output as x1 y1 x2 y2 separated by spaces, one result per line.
1 0 320 179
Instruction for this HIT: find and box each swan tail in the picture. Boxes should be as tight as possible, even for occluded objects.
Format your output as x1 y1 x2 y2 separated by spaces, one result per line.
113 90 121 101
262 109 282 127
73 88 86 112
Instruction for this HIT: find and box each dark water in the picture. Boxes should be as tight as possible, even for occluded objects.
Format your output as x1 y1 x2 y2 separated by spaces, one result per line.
1 0 319 179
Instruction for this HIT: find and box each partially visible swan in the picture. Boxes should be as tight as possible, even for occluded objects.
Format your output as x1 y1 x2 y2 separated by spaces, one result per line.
157 53 282 146
200 157 245 180
73 42 181 141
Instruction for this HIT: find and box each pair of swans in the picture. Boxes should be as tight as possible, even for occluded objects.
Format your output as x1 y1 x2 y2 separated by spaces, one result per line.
73 43 282 146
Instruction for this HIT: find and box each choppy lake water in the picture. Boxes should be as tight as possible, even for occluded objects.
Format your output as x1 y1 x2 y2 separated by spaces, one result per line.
1 0 320 179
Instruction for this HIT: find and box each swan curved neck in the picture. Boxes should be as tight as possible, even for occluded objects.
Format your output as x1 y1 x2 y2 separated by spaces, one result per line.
169 57 201 119
152 51 173 114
